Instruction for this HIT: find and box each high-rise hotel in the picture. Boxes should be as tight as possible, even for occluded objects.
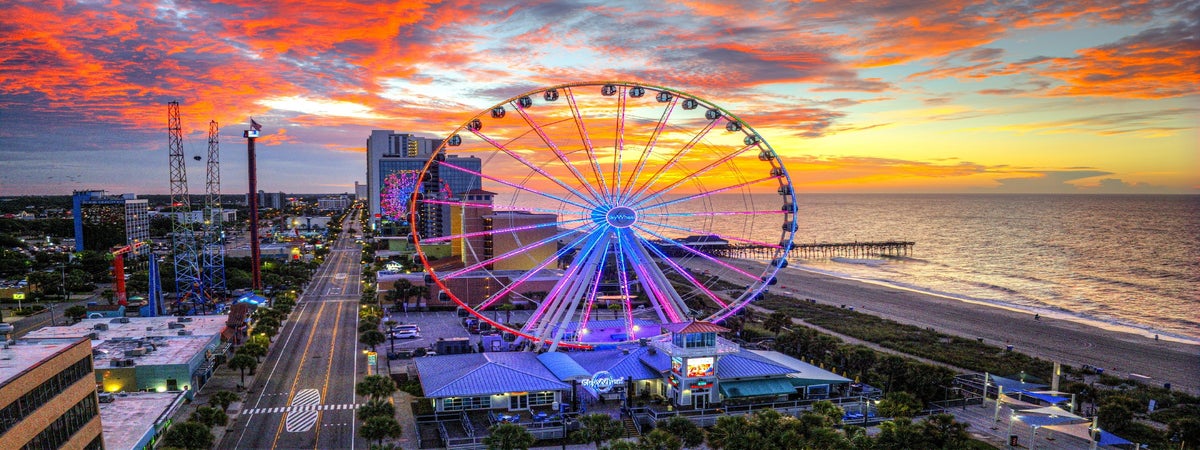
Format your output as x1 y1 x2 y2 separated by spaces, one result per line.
365 130 481 237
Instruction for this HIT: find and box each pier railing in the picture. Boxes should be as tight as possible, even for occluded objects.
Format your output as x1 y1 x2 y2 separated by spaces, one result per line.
693 241 915 260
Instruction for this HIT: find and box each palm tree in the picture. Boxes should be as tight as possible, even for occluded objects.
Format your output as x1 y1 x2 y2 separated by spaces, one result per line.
228 353 258 387
210 390 241 411
763 311 791 336
638 429 682 450
359 416 402 447
572 413 624 449
357 398 395 420
483 423 536 450
706 415 751 450
160 421 214 450
360 329 386 353
190 406 228 427
656 416 704 448
919 414 971 449
356 374 397 400
239 341 267 363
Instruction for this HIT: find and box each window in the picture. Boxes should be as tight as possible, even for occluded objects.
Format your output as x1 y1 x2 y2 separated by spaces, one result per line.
0 355 93 435
442 396 491 411
529 391 555 406
21 394 98 450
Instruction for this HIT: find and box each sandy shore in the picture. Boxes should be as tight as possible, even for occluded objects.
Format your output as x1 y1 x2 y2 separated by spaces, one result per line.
689 258 1200 394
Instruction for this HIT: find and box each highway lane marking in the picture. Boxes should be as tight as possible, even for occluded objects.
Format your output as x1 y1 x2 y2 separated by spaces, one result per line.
313 301 344 446
270 301 329 447
243 403 359 415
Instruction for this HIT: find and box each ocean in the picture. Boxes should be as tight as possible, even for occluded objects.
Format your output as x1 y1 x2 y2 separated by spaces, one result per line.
491 192 1200 342
782 194 1200 342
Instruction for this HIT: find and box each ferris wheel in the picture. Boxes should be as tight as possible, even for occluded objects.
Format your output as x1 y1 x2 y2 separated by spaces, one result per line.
412 81 798 350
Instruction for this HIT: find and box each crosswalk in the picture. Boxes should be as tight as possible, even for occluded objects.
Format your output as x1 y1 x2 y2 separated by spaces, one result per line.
242 403 359 416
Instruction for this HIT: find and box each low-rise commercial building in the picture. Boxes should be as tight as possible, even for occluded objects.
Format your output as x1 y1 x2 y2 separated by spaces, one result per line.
22 316 229 395
99 391 186 450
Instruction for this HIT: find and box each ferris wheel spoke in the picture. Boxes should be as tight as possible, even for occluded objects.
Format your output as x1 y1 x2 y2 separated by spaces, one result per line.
512 99 606 202
612 85 628 200
632 224 760 283
638 175 782 211
626 118 720 202
527 231 612 349
636 217 782 248
636 233 728 309
617 229 687 323
443 224 595 280
620 96 677 204
419 217 589 245
564 87 610 201
631 142 759 208
474 228 597 312
469 129 600 209
439 160 593 211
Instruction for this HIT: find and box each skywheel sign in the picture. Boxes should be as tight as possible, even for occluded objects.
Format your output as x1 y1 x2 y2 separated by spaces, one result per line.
582 371 625 394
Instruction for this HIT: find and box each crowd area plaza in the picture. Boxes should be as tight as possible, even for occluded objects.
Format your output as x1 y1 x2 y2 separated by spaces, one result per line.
406 317 867 448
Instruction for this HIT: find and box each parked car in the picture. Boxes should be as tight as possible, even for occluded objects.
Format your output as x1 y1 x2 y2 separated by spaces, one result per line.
390 329 420 339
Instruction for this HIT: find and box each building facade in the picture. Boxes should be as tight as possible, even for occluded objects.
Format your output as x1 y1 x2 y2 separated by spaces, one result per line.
0 338 104 450
317 196 351 211
72 190 150 254
366 130 482 236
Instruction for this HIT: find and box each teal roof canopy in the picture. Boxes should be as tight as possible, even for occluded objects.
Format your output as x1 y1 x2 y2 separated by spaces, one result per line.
719 378 796 398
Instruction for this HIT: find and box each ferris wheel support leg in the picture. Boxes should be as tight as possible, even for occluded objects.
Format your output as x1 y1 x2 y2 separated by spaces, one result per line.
624 233 690 321
533 233 610 351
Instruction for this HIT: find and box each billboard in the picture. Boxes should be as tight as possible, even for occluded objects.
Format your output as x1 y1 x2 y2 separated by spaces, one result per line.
671 356 682 375
686 357 714 378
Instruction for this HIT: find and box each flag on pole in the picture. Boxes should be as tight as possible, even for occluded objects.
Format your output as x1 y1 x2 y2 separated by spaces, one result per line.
250 118 262 131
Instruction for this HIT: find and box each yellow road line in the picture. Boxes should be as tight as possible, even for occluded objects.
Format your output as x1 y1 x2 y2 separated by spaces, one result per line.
270 300 327 448
312 300 343 448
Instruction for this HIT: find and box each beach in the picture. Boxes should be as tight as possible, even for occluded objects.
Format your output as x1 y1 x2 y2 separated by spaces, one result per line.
691 258 1200 394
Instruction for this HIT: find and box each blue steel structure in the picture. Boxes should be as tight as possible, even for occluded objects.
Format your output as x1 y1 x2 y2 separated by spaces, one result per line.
414 82 799 350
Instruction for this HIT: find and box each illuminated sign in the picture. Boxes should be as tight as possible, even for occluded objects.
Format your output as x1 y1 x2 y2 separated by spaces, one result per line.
671 357 682 375
686 357 714 378
581 371 625 394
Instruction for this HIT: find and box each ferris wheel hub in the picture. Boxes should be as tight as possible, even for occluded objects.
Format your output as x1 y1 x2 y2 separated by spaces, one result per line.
604 206 638 228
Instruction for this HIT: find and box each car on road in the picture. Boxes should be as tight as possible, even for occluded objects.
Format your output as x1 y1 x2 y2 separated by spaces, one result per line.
0 323 13 335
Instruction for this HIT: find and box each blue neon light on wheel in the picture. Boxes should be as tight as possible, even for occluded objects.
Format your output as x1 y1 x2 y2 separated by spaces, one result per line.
413 81 798 350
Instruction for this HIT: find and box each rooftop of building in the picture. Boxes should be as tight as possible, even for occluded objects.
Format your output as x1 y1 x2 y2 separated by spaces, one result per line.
0 340 82 386
22 316 227 341
414 346 851 399
90 334 215 367
99 391 185 450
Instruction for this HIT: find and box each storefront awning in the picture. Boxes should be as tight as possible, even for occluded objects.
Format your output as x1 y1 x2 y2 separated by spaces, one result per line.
719 378 796 398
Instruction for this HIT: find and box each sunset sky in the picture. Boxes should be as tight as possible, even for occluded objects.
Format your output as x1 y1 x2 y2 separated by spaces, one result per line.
1 0 1196 196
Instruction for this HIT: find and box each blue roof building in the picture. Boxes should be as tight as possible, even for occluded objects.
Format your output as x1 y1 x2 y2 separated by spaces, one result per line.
412 321 851 414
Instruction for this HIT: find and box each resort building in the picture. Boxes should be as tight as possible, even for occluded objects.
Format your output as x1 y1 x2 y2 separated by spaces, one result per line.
0 338 104 450
21 316 230 395
366 130 481 236
72 190 150 255
414 321 851 418
317 195 351 211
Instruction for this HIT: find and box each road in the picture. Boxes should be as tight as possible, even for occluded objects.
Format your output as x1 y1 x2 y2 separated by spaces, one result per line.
223 214 366 449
